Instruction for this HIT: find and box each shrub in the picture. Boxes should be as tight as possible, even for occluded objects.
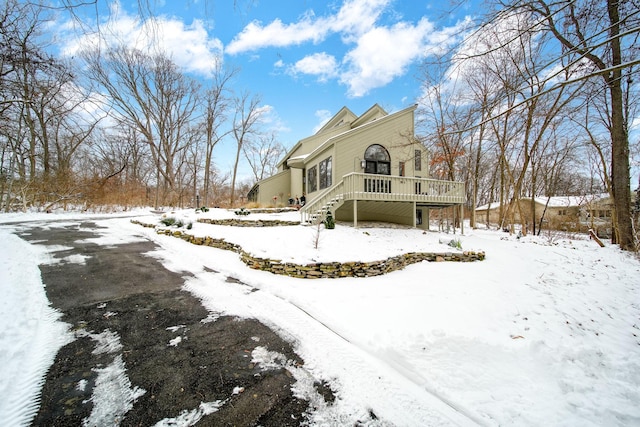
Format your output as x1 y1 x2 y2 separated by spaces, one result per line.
160 217 177 226
324 211 335 229
235 207 251 216
448 238 462 250
160 216 187 228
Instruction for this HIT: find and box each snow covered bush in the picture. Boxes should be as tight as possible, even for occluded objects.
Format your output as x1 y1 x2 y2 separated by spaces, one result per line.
159 216 192 229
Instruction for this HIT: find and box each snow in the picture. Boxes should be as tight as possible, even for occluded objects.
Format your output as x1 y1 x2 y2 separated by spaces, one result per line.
1 208 640 426
83 354 146 427
0 230 73 426
152 401 225 427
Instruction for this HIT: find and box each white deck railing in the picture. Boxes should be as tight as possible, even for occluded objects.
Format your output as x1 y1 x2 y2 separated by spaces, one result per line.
342 173 465 204
301 173 465 223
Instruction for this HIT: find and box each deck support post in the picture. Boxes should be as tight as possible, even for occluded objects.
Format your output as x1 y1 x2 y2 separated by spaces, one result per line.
353 198 358 228
412 201 416 228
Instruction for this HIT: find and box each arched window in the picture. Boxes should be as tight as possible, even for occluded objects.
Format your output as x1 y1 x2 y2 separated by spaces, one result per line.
364 144 391 175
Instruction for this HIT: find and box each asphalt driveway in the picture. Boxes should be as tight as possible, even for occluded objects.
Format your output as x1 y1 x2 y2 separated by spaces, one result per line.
15 220 324 426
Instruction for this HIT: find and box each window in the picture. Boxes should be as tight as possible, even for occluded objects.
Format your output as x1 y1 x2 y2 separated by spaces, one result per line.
307 166 317 193
399 161 405 177
364 144 391 175
414 149 422 171
319 157 332 190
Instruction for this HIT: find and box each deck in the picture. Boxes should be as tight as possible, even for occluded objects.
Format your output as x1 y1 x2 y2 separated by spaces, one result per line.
301 172 465 224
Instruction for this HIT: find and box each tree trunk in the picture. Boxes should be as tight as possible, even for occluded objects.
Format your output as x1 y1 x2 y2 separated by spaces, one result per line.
607 0 634 250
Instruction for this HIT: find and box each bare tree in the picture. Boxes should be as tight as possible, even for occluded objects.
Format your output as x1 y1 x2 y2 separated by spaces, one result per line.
243 132 285 183
0 0 103 210
201 65 236 207
83 46 201 207
492 0 639 249
230 92 263 206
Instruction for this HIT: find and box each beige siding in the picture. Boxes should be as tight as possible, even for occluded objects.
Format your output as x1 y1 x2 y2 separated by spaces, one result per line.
290 168 303 200
337 201 415 226
333 108 423 181
476 201 582 230
304 145 335 200
288 123 352 163
256 170 291 205
251 104 443 222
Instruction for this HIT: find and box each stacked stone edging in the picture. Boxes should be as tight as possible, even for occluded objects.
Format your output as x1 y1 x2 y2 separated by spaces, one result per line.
241 208 298 214
197 218 300 227
131 220 485 279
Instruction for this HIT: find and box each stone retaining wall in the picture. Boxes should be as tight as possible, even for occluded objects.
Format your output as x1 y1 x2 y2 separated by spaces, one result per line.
131 220 485 279
197 218 300 227
242 208 299 214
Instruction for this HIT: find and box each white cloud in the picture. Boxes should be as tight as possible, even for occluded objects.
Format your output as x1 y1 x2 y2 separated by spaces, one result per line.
59 7 223 78
290 53 338 82
225 0 389 54
225 12 330 55
330 0 389 42
340 18 434 97
226 0 468 98
313 109 333 133
257 105 290 134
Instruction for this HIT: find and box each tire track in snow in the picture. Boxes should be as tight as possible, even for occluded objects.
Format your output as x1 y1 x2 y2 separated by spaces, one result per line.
258 284 486 426
185 271 483 426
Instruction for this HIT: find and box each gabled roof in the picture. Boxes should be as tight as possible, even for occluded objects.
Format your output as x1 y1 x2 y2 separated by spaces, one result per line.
302 104 417 161
351 104 387 128
315 106 357 134
277 103 415 170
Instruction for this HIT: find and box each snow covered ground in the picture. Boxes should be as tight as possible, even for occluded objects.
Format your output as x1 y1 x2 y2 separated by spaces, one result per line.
1 208 639 426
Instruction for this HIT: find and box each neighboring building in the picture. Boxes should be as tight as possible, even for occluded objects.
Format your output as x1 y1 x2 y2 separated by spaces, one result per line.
248 104 465 229
475 194 615 235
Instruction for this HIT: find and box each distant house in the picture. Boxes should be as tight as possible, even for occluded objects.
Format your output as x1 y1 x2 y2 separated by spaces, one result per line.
248 104 465 228
475 194 614 234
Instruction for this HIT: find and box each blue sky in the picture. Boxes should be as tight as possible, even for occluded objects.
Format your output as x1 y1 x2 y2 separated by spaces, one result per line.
58 0 477 178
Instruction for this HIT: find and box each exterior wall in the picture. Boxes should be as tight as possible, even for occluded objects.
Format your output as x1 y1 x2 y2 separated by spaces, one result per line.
304 145 335 200
477 201 587 231
255 169 291 206
281 122 353 172
333 108 422 183
337 200 415 227
539 206 581 229
290 168 303 200
475 206 501 224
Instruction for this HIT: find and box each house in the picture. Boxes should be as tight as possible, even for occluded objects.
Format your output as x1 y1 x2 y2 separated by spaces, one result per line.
475 194 614 235
248 104 465 229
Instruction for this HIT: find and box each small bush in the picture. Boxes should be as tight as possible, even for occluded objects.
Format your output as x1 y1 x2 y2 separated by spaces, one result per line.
324 212 335 229
160 216 188 228
160 217 177 226
448 238 462 250
235 207 251 216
